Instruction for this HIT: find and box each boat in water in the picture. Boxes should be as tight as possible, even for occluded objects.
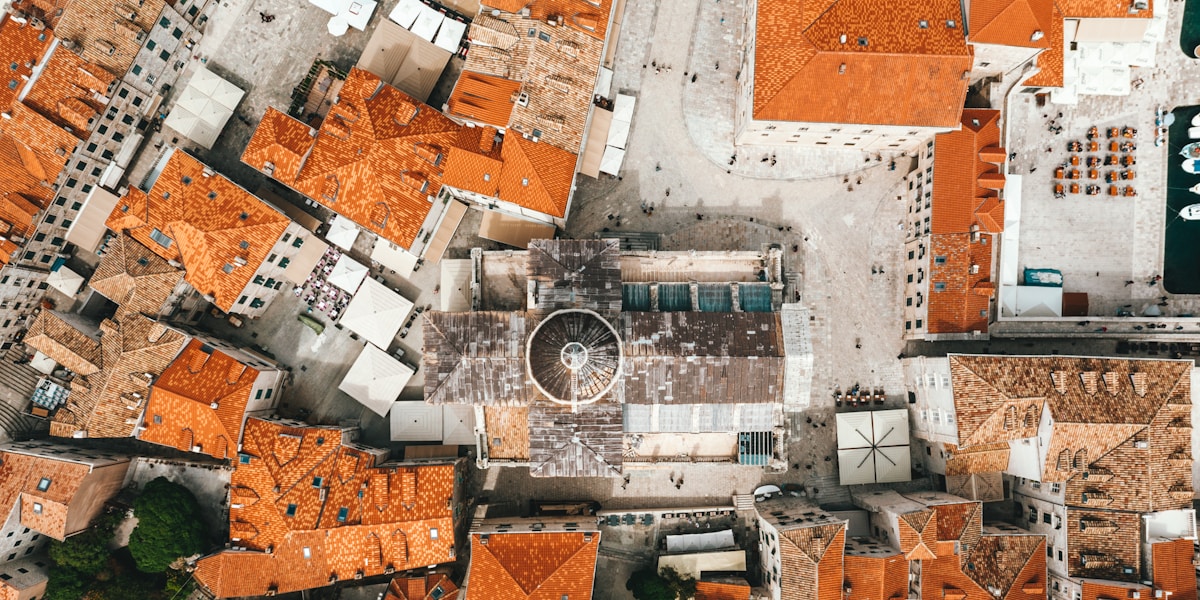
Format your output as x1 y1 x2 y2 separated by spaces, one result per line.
1183 142 1200 159
1192 183 1200 195
1191 127 1200 139
1182 204 1200 220
1187 159 1200 174
1193 113 1200 126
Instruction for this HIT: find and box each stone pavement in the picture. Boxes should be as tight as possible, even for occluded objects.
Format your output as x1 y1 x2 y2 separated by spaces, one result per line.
1003 0 1200 327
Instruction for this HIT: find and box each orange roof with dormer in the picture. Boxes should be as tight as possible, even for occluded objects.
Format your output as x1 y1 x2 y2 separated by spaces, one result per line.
464 530 600 599
106 150 290 312
0 14 51 109
752 0 973 126
194 418 457 598
844 554 908 600
245 69 576 250
927 110 1003 335
0 448 91 540
968 0 1055 48
22 43 115 134
138 339 261 459
385 573 458 600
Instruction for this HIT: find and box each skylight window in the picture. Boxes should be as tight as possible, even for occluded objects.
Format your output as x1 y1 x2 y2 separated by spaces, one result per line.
32 503 42 515
149 228 173 249
302 546 311 559
919 20 929 28
946 19 957 28
285 503 297 517
36 478 51 492
312 476 324 488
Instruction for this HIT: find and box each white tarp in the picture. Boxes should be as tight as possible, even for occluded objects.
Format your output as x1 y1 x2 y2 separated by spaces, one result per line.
66 187 120 253
999 285 1063 318
657 551 746 580
338 344 414 417
282 236 329 284
613 94 636 122
328 254 369 293
327 214 361 250
433 17 466 53
606 118 630 150
665 529 736 553
389 0 422 27
47 266 84 297
599 146 626 176
338 277 413 348
835 410 911 485
594 67 613 97
390 403 477 444
409 2 443 41
439 259 472 311
371 239 419 279
162 67 245 149
310 0 376 30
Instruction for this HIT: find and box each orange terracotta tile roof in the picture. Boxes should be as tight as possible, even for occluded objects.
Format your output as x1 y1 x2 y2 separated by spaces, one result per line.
922 534 1046 600
464 531 599 599
1152 539 1198 600
943 442 1011 474
194 418 457 598
15 0 170 75
1081 580 1151 600
898 509 940 560
385 573 458 600
844 554 908 600
137 339 260 459
0 99 81 214
695 580 752 600
927 110 1004 335
445 71 519 128
23 310 102 375
1022 3 1064 87
1057 0 1151 18
752 0 973 126
0 447 90 540
107 149 291 313
88 234 184 317
777 523 845 600
21 43 115 134
247 69 576 248
968 0 1055 48
0 14 52 109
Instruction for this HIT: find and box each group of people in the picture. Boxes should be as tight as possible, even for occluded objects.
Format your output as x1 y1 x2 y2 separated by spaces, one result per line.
294 247 352 320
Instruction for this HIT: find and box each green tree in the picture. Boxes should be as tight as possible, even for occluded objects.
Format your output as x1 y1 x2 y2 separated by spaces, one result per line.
626 566 695 600
128 478 206 573
43 565 89 600
46 512 119 576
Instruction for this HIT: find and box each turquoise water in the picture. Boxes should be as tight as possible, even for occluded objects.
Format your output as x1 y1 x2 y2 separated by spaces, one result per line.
1162 105 1200 293
1183 0 1200 58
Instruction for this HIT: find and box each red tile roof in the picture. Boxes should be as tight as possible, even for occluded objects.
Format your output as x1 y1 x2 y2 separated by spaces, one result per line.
194 418 457 598
245 68 576 251
385 573 458 600
445 72 519 128
106 150 291 312
464 531 599 599
1058 0 1152 18
927 110 1004 334
0 448 90 540
21 43 115 134
695 580 752 600
968 0 1055 48
844 554 908 600
0 15 52 109
752 0 973 126
137 339 261 459
1152 539 1198 600
1022 3 1065 87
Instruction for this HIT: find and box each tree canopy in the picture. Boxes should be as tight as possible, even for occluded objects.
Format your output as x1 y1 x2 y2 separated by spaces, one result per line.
626 566 696 600
46 511 119 576
128 477 206 573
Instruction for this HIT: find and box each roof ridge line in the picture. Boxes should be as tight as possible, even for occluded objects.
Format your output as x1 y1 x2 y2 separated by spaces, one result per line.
525 531 596 595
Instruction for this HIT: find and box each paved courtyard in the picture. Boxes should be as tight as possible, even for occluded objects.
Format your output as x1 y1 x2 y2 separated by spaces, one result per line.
1004 2 1200 326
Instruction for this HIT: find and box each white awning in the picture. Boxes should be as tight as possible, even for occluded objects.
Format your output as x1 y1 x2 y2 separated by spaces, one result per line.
162 67 245 149
328 254 369 293
370 238 419 279
338 344 414 417
388 0 423 27
433 17 466 53
439 259 471 311
874 445 912 483
606 118 630 150
327 214 361 250
477 210 556 249
665 529 736 553
282 236 329 284
835 412 873 450
599 146 626 176
838 447 877 485
47 266 84 297
65 187 120 253
835 410 911 486
409 2 443 41
422 200 468 265
389 402 477 443
338 277 413 349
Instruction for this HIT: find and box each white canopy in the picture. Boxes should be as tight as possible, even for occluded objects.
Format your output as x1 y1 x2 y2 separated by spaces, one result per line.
162 67 245 149
599 146 626 176
389 402 476 444
328 254 368 293
388 0 422 27
338 344 415 417
47 266 84 297
310 0 376 30
432 16 466 53
327 15 349 36
370 239 419 279
338 277 413 348
408 2 443 41
327 214 361 250
835 410 911 485
665 529 736 553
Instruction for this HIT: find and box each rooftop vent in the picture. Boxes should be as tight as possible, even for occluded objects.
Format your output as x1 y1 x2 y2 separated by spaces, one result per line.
1031 30 1045 41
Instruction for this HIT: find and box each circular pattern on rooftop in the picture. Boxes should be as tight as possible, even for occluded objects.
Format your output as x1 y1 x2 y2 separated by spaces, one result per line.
526 309 622 406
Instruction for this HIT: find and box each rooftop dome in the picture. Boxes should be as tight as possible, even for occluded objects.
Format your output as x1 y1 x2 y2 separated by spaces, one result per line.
526 309 622 405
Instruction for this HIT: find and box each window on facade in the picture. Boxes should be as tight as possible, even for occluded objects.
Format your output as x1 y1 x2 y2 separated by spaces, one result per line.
147 40 157 51
173 27 183 39
159 49 170 61
160 16 170 27
33 233 45 242
80 184 92 194
1028 506 1037 522
933 282 946 291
